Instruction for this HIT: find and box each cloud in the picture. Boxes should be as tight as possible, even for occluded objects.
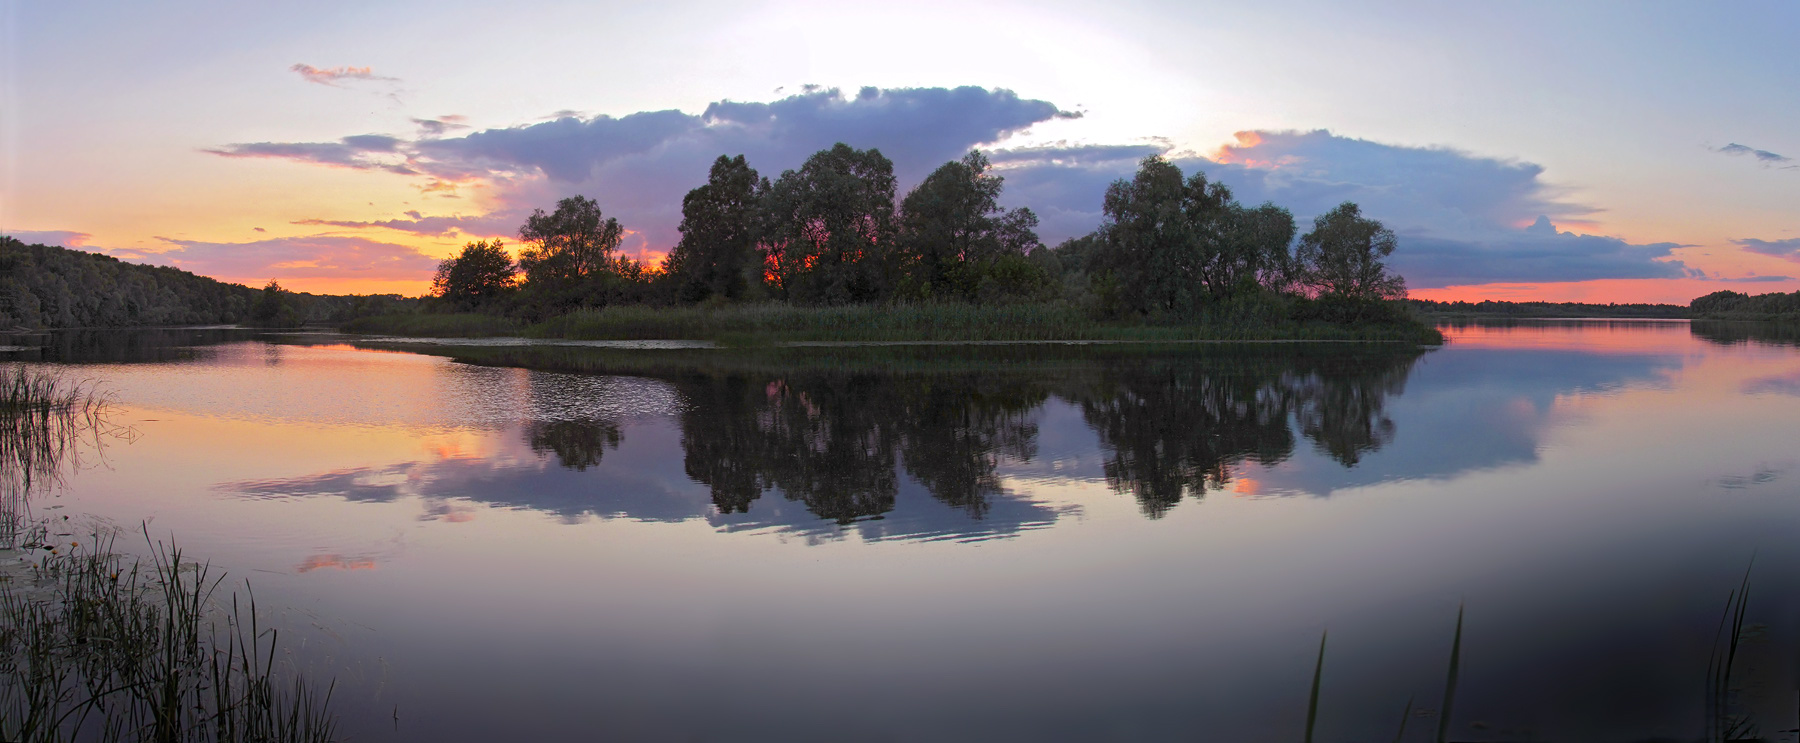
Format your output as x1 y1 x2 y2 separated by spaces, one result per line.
207 96 1692 289
291 210 519 239
130 235 441 281
992 130 1691 287
1719 275 1796 283
216 86 1073 255
206 135 417 174
290 63 397 87
1736 237 1800 260
1 229 92 248
413 115 469 137
1389 217 1688 288
1716 143 1793 166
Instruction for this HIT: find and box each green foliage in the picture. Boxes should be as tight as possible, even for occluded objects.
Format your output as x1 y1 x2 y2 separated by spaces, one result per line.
665 155 764 302
1089 156 1297 317
895 150 1043 301
0 237 256 329
1294 202 1406 300
757 143 898 304
0 536 340 742
432 239 517 309
1691 289 1800 320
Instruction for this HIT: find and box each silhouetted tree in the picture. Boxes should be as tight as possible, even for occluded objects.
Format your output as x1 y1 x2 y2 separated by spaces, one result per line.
896 150 1044 301
665 155 765 303
758 143 898 304
1294 202 1406 300
249 280 299 327
518 195 624 287
432 239 517 309
1091 156 1237 315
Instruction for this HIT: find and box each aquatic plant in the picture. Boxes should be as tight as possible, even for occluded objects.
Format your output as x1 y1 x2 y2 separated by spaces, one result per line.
0 530 339 742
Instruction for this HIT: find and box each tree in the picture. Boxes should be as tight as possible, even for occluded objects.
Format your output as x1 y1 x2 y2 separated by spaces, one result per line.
757 143 898 305
665 155 764 302
249 280 297 327
896 150 1042 300
517 195 624 287
1091 156 1234 315
1222 203 1298 294
432 239 517 309
1293 202 1406 300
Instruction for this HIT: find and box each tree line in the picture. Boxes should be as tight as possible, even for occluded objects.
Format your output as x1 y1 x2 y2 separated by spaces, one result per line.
433 145 1411 321
1691 289 1800 320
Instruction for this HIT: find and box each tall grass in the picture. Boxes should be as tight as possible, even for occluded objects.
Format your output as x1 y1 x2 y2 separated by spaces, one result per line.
0 365 125 548
342 301 1446 345
0 530 338 742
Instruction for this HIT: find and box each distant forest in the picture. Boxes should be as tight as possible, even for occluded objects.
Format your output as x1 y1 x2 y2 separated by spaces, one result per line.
1407 298 1690 319
0 236 411 329
1691 289 1800 320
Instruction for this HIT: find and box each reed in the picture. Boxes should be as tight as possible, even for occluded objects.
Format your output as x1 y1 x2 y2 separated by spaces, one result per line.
0 529 339 742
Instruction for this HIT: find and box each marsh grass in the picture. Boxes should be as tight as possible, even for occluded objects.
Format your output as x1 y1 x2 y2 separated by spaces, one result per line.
343 301 1446 345
0 529 337 742
0 365 130 548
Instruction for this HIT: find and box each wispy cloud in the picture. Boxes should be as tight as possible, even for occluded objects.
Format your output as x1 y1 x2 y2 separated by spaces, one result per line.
290 210 518 238
138 235 441 281
1716 143 1794 167
290 63 398 87
1 229 92 249
1735 237 1800 260
205 135 416 174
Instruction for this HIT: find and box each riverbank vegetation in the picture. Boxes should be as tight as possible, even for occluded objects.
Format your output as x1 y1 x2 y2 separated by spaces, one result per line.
394 148 1439 343
0 365 340 741
1408 298 1690 319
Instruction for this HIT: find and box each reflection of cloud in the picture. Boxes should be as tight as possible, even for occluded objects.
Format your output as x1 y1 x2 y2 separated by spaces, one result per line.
291 63 398 87
218 421 1067 543
1716 464 1786 490
297 554 378 573
1744 371 1800 396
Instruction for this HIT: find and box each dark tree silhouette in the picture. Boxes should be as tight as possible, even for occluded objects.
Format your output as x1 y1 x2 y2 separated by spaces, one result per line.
896 150 1044 301
666 155 765 303
518 195 624 287
432 239 517 309
758 143 898 305
1294 202 1406 300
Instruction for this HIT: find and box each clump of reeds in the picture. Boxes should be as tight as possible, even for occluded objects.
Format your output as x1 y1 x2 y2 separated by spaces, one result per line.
0 529 338 742
0 365 126 548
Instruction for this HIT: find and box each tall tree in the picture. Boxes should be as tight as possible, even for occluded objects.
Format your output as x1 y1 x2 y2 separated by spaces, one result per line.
758 143 898 305
517 195 623 287
665 155 764 302
1221 203 1298 294
1294 202 1406 300
432 239 517 309
1092 156 1234 315
896 150 1041 299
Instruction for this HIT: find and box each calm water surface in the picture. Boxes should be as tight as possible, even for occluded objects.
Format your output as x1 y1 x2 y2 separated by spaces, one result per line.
7 321 1800 742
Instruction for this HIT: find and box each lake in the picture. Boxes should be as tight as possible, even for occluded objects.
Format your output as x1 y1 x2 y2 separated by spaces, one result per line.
5 320 1800 742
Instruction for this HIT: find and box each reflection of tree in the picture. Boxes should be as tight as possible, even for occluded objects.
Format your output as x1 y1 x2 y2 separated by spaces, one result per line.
1691 320 1800 349
1070 350 1420 517
673 371 1043 523
524 419 621 471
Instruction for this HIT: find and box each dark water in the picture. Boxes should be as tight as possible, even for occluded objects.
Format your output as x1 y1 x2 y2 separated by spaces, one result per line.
5 321 1800 742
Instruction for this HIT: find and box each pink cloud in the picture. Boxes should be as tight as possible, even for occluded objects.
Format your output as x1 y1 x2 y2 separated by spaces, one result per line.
290 63 397 87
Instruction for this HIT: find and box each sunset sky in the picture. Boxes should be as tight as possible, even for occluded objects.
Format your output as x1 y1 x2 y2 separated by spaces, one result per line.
3 1 1796 302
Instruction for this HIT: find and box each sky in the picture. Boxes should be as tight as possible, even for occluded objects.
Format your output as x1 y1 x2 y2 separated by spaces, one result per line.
2 0 1797 302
